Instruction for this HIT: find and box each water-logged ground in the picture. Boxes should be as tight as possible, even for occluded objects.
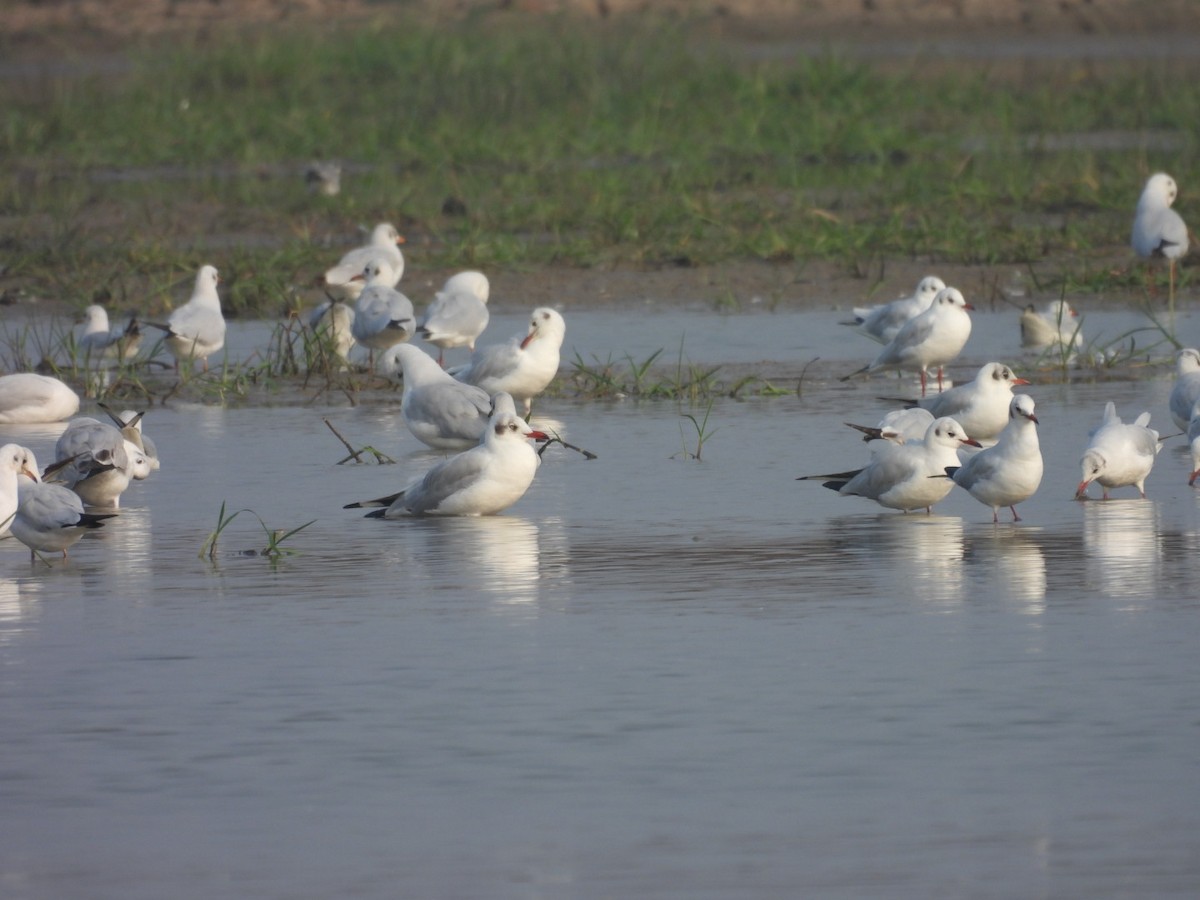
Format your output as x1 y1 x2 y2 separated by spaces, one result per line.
1 299 1199 898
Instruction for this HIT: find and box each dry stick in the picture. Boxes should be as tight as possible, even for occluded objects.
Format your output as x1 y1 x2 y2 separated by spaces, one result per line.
323 418 394 465
537 432 598 460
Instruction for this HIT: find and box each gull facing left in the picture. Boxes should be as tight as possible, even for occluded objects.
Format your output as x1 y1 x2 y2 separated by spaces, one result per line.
846 275 945 344
1075 402 1161 500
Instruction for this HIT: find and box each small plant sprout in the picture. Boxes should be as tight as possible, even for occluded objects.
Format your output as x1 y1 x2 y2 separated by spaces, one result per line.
674 399 717 461
200 501 315 560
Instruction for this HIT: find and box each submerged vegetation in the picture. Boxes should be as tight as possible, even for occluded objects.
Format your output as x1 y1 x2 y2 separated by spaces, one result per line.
0 15 1197 317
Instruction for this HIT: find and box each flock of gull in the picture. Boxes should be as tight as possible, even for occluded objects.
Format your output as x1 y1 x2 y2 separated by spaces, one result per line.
0 170 1191 559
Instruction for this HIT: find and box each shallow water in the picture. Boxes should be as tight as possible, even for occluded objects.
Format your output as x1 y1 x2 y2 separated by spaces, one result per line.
2 305 1200 899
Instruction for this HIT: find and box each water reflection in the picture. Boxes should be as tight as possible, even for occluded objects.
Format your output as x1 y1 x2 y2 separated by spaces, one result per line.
1082 500 1162 604
883 515 966 610
965 529 1047 614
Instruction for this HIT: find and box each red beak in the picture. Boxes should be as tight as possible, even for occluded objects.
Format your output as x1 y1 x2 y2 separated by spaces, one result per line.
527 430 549 442
961 438 983 448
520 332 536 350
962 303 976 311
1012 377 1031 386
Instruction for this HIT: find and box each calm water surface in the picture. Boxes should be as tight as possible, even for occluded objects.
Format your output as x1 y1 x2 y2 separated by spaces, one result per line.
1 307 1199 899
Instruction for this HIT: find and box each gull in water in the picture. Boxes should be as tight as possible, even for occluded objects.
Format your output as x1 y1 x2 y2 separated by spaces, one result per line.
323 222 405 301
378 344 493 450
76 304 142 362
1131 172 1189 313
148 264 226 372
1075 401 1161 500
350 261 415 363
344 392 548 517
885 362 1031 443
0 373 80 424
417 270 491 366
51 418 136 508
844 407 935 445
845 275 946 344
98 405 160 474
1187 402 1200 487
11 447 115 561
1020 300 1083 351
947 394 1043 523
1168 347 1200 431
0 443 39 538
798 416 981 513
308 297 356 363
842 287 974 397
452 307 566 415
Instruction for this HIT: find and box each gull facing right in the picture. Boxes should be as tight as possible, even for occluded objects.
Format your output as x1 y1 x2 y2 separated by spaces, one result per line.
846 275 946 344
947 394 1043 523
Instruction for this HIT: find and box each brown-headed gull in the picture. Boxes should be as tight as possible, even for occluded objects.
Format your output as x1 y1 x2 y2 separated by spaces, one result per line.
149 264 226 372
799 416 981 513
888 362 1030 443
1131 172 1189 310
452 307 566 415
350 261 415 360
377 344 493 450
417 270 491 366
947 394 1043 522
76 304 142 361
344 392 548 517
11 447 115 561
1075 401 1161 500
323 222 405 301
842 287 973 397
0 443 39 538
51 418 135 508
846 275 946 344
0 373 80 424
844 407 934 444
1020 300 1083 350
1168 348 1200 431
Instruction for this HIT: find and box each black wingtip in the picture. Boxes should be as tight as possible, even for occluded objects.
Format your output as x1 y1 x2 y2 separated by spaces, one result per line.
364 508 387 519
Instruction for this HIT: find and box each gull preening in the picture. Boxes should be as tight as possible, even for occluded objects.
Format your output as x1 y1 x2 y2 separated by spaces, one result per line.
947 394 1043 522
846 275 946 344
350 261 415 360
51 418 137 508
1020 300 1083 351
323 222 405 301
10 447 115 561
149 264 226 372
344 392 547 517
1075 401 1161 500
1131 172 1189 311
842 287 974 397
76 304 142 362
418 270 491 366
1168 347 1200 431
453 307 566 415
378 344 493 450
900 361 1030 443
799 417 981 513
0 373 80 424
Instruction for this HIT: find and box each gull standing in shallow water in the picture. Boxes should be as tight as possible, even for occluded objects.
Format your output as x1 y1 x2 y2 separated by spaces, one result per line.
323 222 405 302
377 344 493 450
842 287 974 397
846 275 946 345
350 261 415 364
51 418 136 508
798 417 980 513
1020 300 1083 351
1168 347 1200 431
947 394 1043 523
344 392 547 517
11 447 115 561
76 304 142 362
149 264 226 372
1075 402 1161 500
417 270 491 366
452 307 566 415
0 373 80 424
895 361 1030 444
1131 172 1189 313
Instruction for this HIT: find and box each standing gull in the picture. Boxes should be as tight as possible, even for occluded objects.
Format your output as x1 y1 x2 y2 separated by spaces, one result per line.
149 264 226 372
846 275 946 344
0 443 38 538
1168 347 1200 431
1075 401 1161 500
77 304 142 362
323 222 405 302
350 261 415 363
1131 172 1189 314
377 344 493 450
896 361 1030 443
453 307 566 415
418 270 491 366
11 447 116 561
947 394 1043 523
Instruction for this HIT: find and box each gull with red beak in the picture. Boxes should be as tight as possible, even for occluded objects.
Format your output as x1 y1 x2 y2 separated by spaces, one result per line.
889 362 1031 444
323 222 406 302
452 307 566 415
1075 402 1161 500
947 394 1043 523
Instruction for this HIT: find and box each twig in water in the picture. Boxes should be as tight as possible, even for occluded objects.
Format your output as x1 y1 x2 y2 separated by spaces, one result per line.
323 418 395 465
537 430 598 460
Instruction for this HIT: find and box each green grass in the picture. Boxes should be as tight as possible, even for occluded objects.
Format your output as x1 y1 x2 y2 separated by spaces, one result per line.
1 16 1198 314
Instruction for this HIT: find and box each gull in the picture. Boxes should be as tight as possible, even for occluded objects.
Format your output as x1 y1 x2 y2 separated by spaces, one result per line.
1075 401 1161 500
51 418 135 508
0 443 38 538
344 392 548 517
842 287 974 397
1168 347 1200 431
1131 172 1189 313
417 270 491 365
377 344 493 450
98 404 160 474
350 261 415 361
1187 402 1200 487
1020 300 1083 350
452 307 566 415
305 160 341 196
947 394 1043 522
323 222 405 301
845 275 946 344
11 447 116 561
890 362 1031 443
308 297 356 362
844 407 934 444
76 304 142 362
148 264 226 371
0 373 80 424
798 417 981 513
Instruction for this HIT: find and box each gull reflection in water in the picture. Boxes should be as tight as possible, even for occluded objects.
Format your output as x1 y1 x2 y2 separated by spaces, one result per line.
426 516 544 609
966 529 1047 614
882 515 965 610
1083 500 1162 604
